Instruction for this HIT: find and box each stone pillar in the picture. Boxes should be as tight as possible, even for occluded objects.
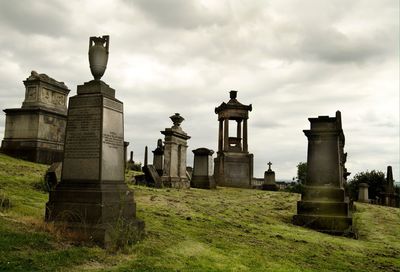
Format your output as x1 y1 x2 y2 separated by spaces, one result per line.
293 111 353 235
358 183 369 203
124 141 129 169
161 113 191 188
237 120 242 150
191 148 215 189
223 118 229 151
243 119 248 152
45 35 144 247
144 146 148 166
218 120 223 152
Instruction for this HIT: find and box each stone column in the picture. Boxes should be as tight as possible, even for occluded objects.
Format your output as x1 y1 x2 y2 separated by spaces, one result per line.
243 119 248 152
237 120 242 150
218 119 223 152
358 183 369 203
223 118 229 151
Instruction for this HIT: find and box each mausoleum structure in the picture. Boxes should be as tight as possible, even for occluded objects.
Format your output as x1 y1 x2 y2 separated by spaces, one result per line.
161 113 191 188
214 91 254 188
191 148 215 189
293 111 353 235
1 71 70 164
46 35 144 246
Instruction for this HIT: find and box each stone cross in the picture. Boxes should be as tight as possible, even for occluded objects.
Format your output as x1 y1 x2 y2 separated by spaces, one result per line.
267 161 272 171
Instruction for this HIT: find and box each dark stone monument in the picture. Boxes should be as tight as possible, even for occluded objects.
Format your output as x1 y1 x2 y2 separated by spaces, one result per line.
214 91 254 188
45 35 144 246
152 139 164 176
160 113 191 188
380 166 399 207
191 148 215 189
293 111 353 235
262 162 278 191
142 145 161 187
1 71 70 164
44 162 62 190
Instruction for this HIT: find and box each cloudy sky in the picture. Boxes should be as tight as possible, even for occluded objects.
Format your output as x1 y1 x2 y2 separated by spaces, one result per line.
0 0 398 181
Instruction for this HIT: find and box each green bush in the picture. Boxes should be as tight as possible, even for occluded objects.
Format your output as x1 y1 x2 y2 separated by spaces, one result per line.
347 170 386 201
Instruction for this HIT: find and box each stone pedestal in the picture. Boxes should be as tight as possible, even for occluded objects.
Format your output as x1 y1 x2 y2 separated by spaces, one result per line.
161 113 191 188
45 80 144 246
358 183 369 203
380 166 399 207
152 139 164 176
293 111 353 235
214 91 254 188
262 163 278 191
191 148 215 189
1 71 70 164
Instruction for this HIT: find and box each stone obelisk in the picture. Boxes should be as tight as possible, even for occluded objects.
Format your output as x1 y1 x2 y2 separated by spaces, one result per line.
45 35 144 246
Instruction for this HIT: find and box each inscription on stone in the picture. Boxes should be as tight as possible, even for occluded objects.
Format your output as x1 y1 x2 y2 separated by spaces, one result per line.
64 107 101 159
103 132 123 149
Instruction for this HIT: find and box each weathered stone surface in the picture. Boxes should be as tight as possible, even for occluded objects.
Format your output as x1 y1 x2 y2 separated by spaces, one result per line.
191 148 215 189
45 162 62 190
358 183 369 203
1 71 70 164
214 91 254 188
293 111 353 236
160 113 191 188
262 162 278 191
152 139 164 176
380 166 399 207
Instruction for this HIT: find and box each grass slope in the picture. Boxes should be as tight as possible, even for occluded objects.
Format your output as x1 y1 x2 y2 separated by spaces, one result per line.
0 153 399 272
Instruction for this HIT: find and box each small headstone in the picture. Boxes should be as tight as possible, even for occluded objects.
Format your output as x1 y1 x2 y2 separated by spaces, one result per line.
152 139 164 176
191 148 215 189
262 162 278 191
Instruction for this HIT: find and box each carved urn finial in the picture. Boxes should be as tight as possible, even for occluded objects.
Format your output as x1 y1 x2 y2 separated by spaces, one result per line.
88 35 109 81
170 113 184 127
230 90 237 99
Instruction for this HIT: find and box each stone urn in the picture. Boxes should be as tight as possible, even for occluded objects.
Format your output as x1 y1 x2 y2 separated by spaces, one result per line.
88 35 109 80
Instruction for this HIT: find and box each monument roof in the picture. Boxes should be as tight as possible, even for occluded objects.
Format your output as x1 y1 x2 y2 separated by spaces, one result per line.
24 70 69 90
215 90 252 114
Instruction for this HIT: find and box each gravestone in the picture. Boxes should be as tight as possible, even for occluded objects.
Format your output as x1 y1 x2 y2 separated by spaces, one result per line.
293 111 353 235
44 162 62 190
191 148 215 189
45 35 144 246
161 113 191 188
1 71 70 164
380 166 399 207
358 183 369 203
214 91 254 188
152 139 164 176
262 162 278 191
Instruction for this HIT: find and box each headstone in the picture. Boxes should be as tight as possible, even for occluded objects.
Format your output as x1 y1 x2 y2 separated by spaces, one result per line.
1 71 70 164
293 111 353 235
45 35 144 246
44 162 62 190
358 183 369 203
161 113 191 188
152 139 164 176
191 148 215 189
262 162 278 191
214 91 254 188
380 166 399 207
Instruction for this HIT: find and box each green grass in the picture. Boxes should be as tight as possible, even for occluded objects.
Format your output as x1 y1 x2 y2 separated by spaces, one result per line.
0 153 399 271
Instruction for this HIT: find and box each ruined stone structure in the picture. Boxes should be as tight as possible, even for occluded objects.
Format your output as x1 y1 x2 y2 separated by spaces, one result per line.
46 35 144 246
214 91 254 188
293 111 353 235
380 166 399 207
262 162 278 191
161 113 191 188
191 148 215 189
1 71 70 164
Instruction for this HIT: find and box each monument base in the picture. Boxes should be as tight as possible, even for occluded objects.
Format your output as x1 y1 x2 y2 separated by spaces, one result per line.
161 176 190 189
293 186 354 236
262 183 279 191
191 175 216 189
214 152 253 188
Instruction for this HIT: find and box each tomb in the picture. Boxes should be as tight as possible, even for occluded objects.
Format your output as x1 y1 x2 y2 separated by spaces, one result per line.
160 113 191 188
152 139 164 176
380 166 399 207
45 35 144 246
1 71 70 164
191 148 215 189
358 183 369 203
262 162 278 191
214 91 254 188
293 111 353 235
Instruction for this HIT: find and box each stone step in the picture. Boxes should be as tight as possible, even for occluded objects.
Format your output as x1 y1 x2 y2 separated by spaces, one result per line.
297 200 350 216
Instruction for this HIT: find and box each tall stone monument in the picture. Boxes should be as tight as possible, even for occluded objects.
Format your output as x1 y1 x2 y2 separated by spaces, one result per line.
152 139 164 176
1 71 70 164
161 113 191 188
293 111 353 235
380 166 399 207
46 35 144 246
191 148 215 189
214 91 254 188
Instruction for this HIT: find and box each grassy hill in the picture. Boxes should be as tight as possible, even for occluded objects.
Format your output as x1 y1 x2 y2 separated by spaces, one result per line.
0 153 399 271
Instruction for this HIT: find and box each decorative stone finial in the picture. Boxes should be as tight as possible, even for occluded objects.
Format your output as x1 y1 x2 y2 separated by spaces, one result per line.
267 161 272 171
230 90 237 99
88 35 109 81
170 113 184 127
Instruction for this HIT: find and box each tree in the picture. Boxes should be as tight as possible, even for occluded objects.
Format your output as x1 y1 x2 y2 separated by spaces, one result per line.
296 162 307 184
347 170 386 201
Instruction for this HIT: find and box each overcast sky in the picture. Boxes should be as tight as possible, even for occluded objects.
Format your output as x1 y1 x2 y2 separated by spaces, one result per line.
0 0 398 181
